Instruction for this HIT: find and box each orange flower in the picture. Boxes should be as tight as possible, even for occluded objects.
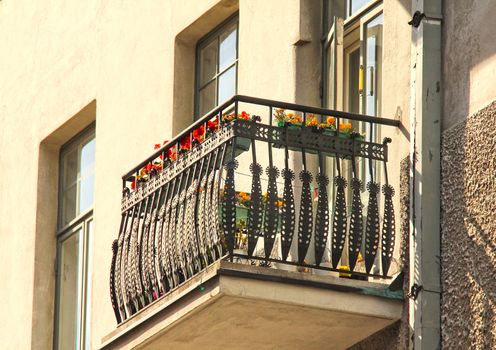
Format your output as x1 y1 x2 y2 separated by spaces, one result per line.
291 115 302 125
306 116 318 127
339 123 352 131
326 117 336 125
154 143 161 150
223 113 233 122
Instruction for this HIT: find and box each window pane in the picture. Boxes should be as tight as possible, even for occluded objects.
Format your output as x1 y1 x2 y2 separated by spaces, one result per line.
348 48 360 113
63 148 78 189
326 43 335 108
365 14 383 118
83 220 93 349
79 175 94 214
80 138 95 213
199 81 216 116
218 66 236 104
62 185 78 226
59 129 95 228
199 40 217 86
80 138 95 179
348 0 369 17
56 230 82 350
219 23 237 72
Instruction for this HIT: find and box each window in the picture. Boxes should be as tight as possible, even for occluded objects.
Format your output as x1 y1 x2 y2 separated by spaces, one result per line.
323 0 382 116
54 125 95 350
195 15 238 118
322 1 383 268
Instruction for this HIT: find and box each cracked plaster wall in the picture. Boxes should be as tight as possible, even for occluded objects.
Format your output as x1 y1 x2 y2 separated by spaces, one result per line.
441 100 496 349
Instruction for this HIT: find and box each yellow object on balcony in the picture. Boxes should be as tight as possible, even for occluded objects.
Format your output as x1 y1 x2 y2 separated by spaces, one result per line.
339 265 351 278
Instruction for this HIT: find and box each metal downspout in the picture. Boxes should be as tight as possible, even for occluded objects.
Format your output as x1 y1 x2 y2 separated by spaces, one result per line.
409 0 443 348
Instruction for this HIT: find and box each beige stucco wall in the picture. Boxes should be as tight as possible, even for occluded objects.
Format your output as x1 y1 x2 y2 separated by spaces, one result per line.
0 0 412 349
0 1 237 348
441 2 496 347
443 0 496 131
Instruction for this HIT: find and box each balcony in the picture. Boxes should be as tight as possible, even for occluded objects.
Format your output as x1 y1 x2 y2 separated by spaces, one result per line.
106 95 403 349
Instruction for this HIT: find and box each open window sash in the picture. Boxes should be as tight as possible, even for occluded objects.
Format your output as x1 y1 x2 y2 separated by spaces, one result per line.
323 17 344 110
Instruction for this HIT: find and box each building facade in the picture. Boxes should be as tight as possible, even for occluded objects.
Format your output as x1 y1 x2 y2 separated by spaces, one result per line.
0 0 495 349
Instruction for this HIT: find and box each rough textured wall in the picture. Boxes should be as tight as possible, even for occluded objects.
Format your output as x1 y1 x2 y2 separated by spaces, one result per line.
348 157 410 350
441 101 496 349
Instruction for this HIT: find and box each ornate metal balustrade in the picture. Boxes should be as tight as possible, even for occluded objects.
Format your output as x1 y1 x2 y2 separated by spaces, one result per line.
109 95 401 323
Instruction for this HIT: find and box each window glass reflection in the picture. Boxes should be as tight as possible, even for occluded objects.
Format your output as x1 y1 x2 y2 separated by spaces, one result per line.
56 230 82 350
59 130 95 228
219 24 237 72
200 40 217 86
218 66 236 104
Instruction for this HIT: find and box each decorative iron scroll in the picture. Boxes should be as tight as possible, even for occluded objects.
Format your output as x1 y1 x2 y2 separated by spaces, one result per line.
297 170 313 264
364 181 381 273
111 117 397 324
231 121 388 162
122 121 387 212
314 173 330 266
263 166 280 259
247 163 264 257
331 176 347 268
280 169 296 261
381 184 396 276
222 159 238 257
348 178 363 271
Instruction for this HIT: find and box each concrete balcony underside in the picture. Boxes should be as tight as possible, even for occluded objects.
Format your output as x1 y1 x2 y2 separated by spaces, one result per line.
101 262 403 350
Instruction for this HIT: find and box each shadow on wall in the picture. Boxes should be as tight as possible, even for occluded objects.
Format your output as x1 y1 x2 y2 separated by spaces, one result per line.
441 100 496 349
441 1 496 348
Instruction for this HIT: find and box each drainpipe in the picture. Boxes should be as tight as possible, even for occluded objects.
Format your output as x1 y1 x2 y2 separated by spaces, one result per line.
409 0 442 349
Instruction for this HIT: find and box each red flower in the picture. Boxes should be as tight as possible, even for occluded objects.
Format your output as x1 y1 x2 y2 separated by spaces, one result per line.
167 146 177 161
131 180 136 190
152 164 162 172
163 140 169 145
144 162 152 173
239 111 250 120
180 137 191 151
207 119 219 131
192 125 205 143
154 143 161 150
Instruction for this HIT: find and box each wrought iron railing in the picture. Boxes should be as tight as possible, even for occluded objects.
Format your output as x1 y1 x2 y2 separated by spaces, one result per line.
109 95 401 323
